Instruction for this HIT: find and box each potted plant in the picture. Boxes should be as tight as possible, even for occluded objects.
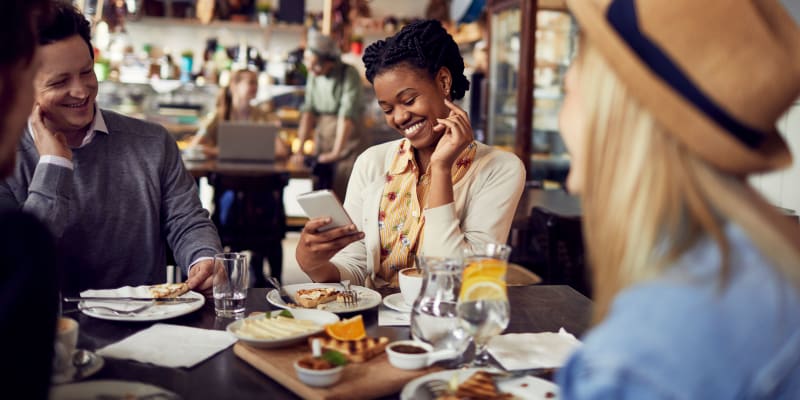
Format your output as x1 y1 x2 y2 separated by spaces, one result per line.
256 0 273 26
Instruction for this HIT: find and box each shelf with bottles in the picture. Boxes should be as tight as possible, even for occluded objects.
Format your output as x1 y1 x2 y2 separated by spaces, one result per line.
126 16 307 32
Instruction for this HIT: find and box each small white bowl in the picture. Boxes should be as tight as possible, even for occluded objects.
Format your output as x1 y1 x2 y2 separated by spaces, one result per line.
293 361 343 387
385 340 440 370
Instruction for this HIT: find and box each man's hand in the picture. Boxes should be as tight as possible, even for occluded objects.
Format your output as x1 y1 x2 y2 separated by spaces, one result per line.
186 259 215 296
317 151 339 164
30 105 72 160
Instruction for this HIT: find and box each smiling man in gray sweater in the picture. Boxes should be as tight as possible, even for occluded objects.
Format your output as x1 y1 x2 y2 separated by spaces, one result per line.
0 3 221 294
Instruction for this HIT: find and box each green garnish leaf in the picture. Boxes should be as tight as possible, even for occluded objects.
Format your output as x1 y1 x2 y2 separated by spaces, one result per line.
321 350 348 366
279 310 294 319
264 311 271 319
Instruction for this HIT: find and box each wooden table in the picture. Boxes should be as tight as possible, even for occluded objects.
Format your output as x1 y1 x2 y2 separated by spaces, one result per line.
183 158 311 179
67 286 592 399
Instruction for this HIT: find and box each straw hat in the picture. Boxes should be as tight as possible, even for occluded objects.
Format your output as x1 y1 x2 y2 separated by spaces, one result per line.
307 30 340 59
566 0 800 174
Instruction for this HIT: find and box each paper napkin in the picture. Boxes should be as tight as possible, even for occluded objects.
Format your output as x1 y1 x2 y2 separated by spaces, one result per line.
378 305 411 326
97 324 237 368
487 328 582 370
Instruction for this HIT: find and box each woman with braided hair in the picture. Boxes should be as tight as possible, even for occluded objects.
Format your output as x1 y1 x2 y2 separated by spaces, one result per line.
295 19 525 289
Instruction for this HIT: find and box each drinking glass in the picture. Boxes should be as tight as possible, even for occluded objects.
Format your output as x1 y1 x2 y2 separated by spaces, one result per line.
457 243 512 367
213 252 249 317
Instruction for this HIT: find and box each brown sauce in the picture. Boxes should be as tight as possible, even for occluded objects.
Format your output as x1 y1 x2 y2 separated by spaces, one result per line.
391 344 428 354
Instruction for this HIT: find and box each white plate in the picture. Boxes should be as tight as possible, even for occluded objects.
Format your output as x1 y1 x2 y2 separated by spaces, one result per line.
79 291 205 322
50 379 178 400
226 308 339 349
266 283 382 314
401 368 560 400
52 349 104 384
382 293 412 313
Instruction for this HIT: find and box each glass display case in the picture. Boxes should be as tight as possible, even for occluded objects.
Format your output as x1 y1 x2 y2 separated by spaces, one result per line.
487 0 576 182
487 5 521 149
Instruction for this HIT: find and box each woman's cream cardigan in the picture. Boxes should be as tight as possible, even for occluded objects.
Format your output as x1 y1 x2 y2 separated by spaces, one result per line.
330 139 526 288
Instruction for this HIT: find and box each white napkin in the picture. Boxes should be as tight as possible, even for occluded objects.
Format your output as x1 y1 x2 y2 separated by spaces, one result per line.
97 323 237 368
378 305 410 326
81 286 195 316
487 328 582 370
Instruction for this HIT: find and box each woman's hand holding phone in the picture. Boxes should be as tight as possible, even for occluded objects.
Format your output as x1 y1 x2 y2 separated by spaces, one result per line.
296 218 364 280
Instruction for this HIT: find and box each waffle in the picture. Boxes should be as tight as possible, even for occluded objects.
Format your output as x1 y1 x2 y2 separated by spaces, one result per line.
451 371 514 400
311 336 389 363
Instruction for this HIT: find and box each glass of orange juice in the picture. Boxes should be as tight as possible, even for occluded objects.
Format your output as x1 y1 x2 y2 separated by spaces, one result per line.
457 243 512 367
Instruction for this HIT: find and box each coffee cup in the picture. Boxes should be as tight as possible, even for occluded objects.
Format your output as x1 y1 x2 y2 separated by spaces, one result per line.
399 267 423 306
53 317 79 376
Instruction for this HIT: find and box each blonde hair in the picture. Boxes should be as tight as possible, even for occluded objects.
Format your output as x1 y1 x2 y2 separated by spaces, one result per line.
575 40 800 322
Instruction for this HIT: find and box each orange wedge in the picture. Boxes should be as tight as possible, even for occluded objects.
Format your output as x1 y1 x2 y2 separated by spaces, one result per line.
325 315 367 341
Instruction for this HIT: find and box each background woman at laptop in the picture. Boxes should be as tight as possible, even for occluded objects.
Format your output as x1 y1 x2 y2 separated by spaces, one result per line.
188 67 290 159
294 20 525 289
188 67 290 288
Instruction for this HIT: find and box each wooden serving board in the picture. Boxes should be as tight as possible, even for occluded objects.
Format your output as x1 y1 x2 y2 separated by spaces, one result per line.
233 342 441 400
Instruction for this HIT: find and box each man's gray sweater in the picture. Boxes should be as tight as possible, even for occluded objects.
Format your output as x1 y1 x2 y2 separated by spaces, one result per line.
0 109 222 293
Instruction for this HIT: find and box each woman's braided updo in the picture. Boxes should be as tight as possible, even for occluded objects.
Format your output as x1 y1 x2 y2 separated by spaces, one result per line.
363 19 470 100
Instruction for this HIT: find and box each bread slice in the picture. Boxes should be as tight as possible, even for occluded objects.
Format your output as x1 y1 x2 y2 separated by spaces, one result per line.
149 283 190 299
312 336 389 363
453 371 513 400
294 287 340 308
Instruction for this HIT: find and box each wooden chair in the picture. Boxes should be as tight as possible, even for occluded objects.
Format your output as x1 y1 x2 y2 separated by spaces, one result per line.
529 206 592 298
209 172 290 287
506 263 542 286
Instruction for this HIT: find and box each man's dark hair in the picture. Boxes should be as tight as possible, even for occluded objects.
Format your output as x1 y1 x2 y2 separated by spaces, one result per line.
0 0 50 69
362 19 469 100
40 1 94 60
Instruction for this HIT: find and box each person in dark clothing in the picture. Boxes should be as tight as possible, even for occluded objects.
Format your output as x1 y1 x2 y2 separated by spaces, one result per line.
0 0 58 398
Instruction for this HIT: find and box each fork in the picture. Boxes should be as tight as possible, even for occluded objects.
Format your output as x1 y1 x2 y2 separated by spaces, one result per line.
339 280 358 307
412 379 450 400
79 302 154 316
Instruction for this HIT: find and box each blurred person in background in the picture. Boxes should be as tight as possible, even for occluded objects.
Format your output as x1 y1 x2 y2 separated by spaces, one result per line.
557 0 800 397
0 0 57 396
0 2 222 295
188 67 290 287
290 30 365 200
188 67 290 159
295 20 525 288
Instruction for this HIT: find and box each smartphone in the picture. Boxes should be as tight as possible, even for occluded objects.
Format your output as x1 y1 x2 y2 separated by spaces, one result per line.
296 190 354 232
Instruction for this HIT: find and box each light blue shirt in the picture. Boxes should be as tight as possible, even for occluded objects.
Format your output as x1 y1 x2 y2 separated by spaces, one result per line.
557 225 800 399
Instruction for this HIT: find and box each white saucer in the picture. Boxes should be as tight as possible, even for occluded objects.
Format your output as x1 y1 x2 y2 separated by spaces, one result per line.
52 349 104 384
382 293 412 313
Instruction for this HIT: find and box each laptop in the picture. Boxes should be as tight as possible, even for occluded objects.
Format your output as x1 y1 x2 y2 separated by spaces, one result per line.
217 121 277 163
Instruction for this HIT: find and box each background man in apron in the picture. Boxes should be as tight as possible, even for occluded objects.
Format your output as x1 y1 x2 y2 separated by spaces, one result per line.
291 31 365 200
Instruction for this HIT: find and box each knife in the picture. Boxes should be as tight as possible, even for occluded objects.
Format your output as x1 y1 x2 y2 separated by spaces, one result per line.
266 276 297 305
63 296 200 303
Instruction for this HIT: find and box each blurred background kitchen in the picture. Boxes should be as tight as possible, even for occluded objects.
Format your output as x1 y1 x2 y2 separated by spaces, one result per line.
73 0 800 291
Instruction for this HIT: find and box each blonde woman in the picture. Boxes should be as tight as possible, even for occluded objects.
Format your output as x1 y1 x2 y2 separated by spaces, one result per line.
189 68 289 158
557 0 800 397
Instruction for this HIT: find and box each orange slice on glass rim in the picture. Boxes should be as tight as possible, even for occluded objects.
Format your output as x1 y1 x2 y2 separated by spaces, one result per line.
325 314 367 341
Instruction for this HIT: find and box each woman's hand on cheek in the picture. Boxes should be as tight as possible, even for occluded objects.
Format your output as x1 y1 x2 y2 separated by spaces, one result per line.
430 99 473 169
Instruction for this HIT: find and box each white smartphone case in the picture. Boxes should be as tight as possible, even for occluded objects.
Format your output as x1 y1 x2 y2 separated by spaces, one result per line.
296 190 354 232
